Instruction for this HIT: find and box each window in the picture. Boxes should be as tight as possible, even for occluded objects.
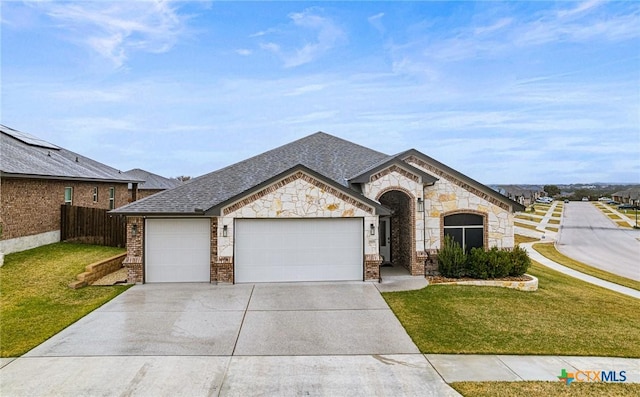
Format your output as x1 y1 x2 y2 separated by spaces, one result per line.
64 187 73 205
109 187 115 210
443 213 484 252
93 187 98 203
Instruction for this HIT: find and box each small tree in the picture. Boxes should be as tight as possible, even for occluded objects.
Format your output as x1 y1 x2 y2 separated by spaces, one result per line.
438 235 467 278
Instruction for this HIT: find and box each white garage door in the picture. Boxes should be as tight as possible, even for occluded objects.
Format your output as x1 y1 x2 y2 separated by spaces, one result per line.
235 218 363 283
145 218 210 283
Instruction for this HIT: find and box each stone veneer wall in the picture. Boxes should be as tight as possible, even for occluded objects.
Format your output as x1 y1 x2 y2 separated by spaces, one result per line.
405 157 515 250
365 172 426 276
210 217 235 284
220 171 379 281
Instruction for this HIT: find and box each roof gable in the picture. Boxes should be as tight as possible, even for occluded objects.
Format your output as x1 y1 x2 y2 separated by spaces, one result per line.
349 157 438 185
209 164 391 216
399 149 526 212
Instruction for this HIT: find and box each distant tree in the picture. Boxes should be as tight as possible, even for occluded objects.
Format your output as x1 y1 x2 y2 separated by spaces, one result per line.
544 185 560 197
175 176 191 182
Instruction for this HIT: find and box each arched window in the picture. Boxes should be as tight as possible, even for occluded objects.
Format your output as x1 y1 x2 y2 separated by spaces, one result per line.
443 213 484 252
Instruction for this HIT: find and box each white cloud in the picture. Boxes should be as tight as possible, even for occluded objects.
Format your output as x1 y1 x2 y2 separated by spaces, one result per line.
235 48 252 56
38 0 190 68
256 7 345 68
368 12 385 33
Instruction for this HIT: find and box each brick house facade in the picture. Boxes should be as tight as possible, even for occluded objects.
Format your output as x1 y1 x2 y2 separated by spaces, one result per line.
0 125 138 264
114 132 524 284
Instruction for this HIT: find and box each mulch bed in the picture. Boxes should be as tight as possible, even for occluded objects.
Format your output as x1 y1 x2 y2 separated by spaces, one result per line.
427 275 533 284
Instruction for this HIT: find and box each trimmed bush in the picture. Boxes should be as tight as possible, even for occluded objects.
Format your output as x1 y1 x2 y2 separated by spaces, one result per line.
438 239 531 279
437 235 467 278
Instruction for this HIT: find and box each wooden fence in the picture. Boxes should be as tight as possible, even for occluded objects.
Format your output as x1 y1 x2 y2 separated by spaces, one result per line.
60 205 126 247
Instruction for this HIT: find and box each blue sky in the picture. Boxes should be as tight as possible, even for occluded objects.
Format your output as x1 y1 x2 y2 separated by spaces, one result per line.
2 1 639 184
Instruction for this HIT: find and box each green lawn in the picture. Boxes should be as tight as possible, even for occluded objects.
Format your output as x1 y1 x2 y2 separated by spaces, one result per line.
382 262 640 357
533 243 640 291
514 221 539 231
451 381 640 397
0 243 130 357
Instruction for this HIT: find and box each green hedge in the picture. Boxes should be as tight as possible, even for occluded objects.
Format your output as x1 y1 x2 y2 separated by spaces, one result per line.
438 238 531 279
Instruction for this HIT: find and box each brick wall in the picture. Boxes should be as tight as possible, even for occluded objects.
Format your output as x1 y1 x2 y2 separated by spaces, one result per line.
0 178 129 241
123 216 144 283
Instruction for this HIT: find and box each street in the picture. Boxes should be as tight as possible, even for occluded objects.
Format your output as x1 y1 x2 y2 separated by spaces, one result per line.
556 202 640 281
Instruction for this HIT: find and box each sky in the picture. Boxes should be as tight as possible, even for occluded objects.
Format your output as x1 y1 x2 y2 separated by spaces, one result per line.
1 0 639 184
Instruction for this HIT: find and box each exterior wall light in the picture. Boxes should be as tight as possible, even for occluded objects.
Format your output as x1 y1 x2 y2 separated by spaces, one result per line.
370 223 375 235
417 198 424 212
131 224 138 237
222 225 228 237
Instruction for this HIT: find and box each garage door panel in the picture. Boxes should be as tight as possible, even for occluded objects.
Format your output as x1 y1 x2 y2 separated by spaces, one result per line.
145 219 210 283
235 218 363 283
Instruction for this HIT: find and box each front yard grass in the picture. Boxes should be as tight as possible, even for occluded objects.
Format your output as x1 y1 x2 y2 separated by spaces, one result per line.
514 221 539 231
451 381 640 397
533 243 640 291
0 243 130 357
382 262 640 357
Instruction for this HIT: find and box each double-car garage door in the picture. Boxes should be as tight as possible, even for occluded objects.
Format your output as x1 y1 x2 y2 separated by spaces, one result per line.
145 218 363 283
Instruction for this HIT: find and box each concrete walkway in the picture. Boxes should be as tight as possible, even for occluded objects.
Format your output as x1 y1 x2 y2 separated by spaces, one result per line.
521 242 640 299
427 354 640 383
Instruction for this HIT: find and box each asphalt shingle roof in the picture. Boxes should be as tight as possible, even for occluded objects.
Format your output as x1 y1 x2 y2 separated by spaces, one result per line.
124 168 182 190
113 131 524 214
114 132 390 214
1 124 137 183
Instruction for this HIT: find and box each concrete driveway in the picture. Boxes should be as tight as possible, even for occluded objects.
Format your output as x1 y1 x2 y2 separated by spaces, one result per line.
1 282 459 396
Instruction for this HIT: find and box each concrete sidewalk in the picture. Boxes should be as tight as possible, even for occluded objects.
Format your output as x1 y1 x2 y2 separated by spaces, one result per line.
522 242 640 299
426 354 640 383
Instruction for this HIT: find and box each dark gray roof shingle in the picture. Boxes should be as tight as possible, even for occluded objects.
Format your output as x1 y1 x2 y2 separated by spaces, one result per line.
124 168 182 190
113 131 524 214
113 132 390 214
1 124 138 183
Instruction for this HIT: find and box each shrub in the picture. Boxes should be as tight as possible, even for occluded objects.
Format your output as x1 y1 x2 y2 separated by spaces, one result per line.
486 247 512 278
467 247 488 279
509 245 531 276
438 235 467 278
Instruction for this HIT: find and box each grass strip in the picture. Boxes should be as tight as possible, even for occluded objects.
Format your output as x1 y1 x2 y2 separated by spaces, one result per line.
0 243 130 357
514 222 539 231
451 381 640 397
533 243 640 291
383 261 640 357
547 219 561 224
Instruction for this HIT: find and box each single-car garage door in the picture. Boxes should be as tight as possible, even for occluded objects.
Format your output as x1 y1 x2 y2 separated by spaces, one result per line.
235 218 363 283
145 218 210 283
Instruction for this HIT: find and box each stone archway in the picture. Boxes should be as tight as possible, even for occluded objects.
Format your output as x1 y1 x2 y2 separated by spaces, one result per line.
378 189 414 272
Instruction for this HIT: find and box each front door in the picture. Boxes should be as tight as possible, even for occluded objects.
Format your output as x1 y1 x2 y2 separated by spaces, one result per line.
379 217 391 264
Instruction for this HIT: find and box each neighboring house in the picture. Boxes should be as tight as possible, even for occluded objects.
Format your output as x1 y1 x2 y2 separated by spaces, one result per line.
492 185 543 206
0 125 139 264
113 132 524 284
612 187 640 205
124 168 182 201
